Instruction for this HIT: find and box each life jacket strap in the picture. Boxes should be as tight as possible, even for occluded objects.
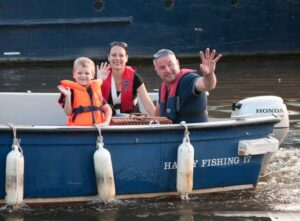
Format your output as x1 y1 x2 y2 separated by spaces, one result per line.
72 105 104 122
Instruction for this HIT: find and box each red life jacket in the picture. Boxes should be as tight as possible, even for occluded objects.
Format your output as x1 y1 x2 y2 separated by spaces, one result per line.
60 80 105 126
159 69 196 121
160 69 195 103
101 66 135 113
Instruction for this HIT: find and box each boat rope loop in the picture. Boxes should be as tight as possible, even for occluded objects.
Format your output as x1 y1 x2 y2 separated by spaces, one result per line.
8 123 23 155
95 124 104 149
180 121 190 143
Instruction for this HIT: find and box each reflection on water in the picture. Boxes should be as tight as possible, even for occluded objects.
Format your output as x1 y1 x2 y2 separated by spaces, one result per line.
2 203 300 221
0 56 300 221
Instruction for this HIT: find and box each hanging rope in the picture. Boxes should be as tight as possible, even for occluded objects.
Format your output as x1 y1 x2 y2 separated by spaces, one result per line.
180 121 190 143
8 123 23 155
95 124 104 148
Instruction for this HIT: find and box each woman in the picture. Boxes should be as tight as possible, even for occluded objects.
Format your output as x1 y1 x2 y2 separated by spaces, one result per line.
97 41 155 116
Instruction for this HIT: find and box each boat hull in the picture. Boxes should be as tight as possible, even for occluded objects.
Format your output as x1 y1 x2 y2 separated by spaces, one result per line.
0 119 276 204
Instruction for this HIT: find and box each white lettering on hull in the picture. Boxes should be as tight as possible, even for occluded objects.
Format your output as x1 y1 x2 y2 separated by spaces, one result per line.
164 156 251 170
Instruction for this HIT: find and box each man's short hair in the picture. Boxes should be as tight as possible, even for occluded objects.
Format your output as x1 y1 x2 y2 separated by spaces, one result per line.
153 49 175 60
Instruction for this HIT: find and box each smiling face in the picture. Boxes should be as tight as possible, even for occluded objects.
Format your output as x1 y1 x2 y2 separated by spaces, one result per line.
72 57 95 87
73 65 94 87
153 54 180 86
108 45 128 71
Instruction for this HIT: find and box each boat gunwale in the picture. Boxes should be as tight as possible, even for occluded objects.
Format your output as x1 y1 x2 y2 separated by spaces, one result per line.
0 115 280 132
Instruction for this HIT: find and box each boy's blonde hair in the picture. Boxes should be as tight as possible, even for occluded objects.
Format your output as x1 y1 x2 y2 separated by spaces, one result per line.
73 57 95 76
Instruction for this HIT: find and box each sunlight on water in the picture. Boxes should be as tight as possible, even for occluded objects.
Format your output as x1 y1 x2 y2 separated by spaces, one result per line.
258 148 300 211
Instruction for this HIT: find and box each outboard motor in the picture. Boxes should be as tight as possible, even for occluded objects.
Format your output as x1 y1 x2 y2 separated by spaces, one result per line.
231 96 289 143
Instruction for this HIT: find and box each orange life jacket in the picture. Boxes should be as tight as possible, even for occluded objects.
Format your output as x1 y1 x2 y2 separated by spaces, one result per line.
101 66 135 113
60 80 105 126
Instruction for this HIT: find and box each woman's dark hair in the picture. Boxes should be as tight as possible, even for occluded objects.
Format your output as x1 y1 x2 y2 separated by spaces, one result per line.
108 41 128 54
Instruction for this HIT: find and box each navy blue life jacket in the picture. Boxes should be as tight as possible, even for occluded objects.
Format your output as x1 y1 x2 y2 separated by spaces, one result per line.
159 69 208 123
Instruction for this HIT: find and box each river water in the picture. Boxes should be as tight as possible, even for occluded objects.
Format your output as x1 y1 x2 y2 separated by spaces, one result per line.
0 56 300 220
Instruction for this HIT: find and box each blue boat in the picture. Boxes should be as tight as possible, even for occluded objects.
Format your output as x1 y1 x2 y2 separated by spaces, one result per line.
0 93 289 205
0 1 299 62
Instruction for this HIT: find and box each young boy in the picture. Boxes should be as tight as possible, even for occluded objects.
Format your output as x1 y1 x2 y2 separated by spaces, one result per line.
58 57 112 126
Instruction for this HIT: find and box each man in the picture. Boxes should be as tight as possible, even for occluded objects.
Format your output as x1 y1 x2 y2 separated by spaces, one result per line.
153 48 222 123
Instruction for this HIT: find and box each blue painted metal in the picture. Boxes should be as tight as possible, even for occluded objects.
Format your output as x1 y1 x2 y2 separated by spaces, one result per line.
0 1 299 62
0 119 275 201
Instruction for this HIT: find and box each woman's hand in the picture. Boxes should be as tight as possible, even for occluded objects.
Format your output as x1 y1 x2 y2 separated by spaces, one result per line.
96 62 111 80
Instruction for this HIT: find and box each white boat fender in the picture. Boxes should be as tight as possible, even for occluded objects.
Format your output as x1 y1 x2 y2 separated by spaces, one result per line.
93 125 115 202
5 123 24 206
177 121 194 200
